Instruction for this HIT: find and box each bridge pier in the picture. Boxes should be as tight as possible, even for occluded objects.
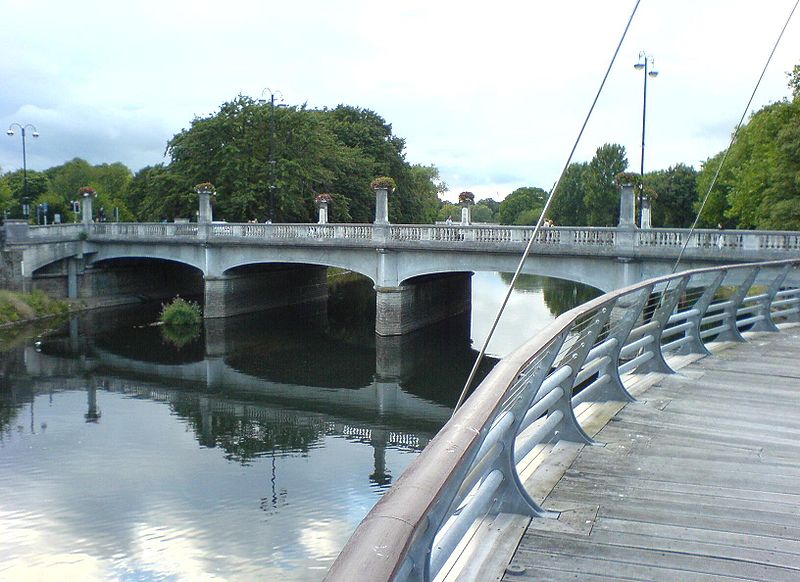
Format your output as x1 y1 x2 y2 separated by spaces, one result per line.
203 264 328 318
375 272 472 336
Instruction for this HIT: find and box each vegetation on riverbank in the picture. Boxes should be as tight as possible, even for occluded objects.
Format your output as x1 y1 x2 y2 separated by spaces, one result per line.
0 289 69 325
160 296 202 327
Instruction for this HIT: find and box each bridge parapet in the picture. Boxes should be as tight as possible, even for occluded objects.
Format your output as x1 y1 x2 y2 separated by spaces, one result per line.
8 222 800 258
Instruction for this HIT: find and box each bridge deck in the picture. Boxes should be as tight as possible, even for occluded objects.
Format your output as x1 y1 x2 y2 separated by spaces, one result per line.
502 327 800 581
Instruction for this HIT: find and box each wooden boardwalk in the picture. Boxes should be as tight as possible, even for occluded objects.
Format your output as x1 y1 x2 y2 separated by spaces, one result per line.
503 326 800 581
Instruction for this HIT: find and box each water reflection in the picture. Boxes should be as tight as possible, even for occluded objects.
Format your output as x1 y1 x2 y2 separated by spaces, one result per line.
0 271 599 580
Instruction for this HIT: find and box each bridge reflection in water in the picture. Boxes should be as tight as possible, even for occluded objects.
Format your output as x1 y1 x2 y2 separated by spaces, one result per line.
0 272 604 580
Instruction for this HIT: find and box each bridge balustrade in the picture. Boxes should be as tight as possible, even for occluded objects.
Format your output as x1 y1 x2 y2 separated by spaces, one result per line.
324 258 800 582
16 222 800 256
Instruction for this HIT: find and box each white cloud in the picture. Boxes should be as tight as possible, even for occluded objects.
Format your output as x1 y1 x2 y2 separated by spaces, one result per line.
1 0 798 200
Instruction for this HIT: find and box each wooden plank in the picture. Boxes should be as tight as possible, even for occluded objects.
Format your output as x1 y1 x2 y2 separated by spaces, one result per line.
591 516 800 559
500 330 800 581
510 534 799 581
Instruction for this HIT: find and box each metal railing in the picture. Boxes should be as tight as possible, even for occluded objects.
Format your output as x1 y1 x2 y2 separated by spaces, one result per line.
324 258 800 582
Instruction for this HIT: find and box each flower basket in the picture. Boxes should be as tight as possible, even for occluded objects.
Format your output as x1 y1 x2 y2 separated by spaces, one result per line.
613 172 642 189
195 182 216 195
315 193 333 205
370 176 396 193
78 186 96 198
458 191 475 204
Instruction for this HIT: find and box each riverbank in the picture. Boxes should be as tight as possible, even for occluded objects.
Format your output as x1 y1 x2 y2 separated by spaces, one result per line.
0 289 69 327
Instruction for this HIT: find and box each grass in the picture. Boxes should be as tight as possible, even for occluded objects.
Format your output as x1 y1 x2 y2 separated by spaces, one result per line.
0 289 69 325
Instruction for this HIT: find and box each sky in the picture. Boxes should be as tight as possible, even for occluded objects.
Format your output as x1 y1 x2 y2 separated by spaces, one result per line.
1 0 799 202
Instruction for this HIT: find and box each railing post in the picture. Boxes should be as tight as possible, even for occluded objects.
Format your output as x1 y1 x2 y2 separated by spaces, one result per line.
493 332 569 518
635 277 689 374
715 267 758 343
587 286 654 403
678 270 726 356
547 305 614 445
749 265 789 333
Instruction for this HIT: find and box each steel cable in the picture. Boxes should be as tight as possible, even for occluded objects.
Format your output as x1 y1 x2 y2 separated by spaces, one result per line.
452 0 643 414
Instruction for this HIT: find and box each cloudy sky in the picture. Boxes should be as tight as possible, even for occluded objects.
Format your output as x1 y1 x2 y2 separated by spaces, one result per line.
1 0 798 201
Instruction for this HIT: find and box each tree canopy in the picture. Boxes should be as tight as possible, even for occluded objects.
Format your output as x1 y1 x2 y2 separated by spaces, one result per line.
695 88 800 230
161 97 441 223
498 187 547 225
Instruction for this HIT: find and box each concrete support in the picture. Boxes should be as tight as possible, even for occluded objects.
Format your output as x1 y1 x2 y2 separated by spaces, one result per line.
375 272 472 336
641 197 652 229
318 201 329 224
198 192 213 223
461 205 471 225
3 220 29 243
67 258 78 299
82 194 94 224
204 264 328 319
618 184 636 229
374 188 389 224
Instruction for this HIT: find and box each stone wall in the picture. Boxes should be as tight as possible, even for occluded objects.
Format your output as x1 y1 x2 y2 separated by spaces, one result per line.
375 272 472 336
32 258 204 304
204 264 328 318
0 249 25 291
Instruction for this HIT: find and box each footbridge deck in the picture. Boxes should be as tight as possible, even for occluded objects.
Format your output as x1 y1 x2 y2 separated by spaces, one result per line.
501 327 800 581
326 259 800 582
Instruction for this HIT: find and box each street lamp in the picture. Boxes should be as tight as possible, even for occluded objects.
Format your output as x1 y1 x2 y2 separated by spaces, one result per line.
259 88 285 222
634 52 658 228
6 122 40 219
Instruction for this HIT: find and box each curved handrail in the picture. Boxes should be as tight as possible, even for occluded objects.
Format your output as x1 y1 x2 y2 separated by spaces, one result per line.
325 258 800 582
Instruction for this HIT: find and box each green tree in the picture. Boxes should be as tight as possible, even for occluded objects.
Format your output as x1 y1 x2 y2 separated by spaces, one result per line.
471 203 494 223
647 163 697 227
498 187 547 225
437 202 462 222
45 158 94 201
583 144 627 226
696 96 800 230
127 164 194 221
4 169 49 210
551 162 589 226
477 198 500 220
163 96 440 224
0 177 13 217
694 151 732 227
789 64 800 100
402 164 444 224
695 68 800 230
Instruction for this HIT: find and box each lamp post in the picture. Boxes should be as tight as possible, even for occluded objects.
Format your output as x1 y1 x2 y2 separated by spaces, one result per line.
634 52 658 228
259 88 285 222
6 123 40 219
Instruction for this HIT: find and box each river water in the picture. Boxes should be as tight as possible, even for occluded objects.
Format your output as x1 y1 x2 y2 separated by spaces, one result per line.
0 272 599 581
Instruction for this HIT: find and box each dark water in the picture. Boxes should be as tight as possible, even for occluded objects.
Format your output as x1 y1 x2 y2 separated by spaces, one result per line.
0 272 599 581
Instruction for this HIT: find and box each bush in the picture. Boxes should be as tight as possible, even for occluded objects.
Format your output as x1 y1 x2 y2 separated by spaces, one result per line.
160 296 202 327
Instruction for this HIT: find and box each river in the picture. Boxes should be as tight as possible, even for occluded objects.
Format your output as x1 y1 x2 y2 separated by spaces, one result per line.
0 272 599 581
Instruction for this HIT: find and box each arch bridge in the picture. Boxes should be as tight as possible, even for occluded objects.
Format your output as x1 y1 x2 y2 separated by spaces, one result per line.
4 220 800 335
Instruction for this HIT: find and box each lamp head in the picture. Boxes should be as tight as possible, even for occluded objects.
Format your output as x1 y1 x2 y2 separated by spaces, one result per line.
648 69 658 78
634 62 645 70
6 129 13 136
32 131 40 138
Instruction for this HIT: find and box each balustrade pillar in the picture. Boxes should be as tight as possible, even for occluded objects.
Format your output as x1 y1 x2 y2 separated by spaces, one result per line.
618 184 636 229
81 194 94 224
374 187 389 225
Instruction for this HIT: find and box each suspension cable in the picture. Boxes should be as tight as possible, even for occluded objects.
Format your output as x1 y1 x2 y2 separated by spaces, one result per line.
671 0 800 273
452 0 643 414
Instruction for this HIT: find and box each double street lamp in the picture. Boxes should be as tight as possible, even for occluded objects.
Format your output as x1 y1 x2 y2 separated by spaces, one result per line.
6 122 40 219
634 52 658 228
